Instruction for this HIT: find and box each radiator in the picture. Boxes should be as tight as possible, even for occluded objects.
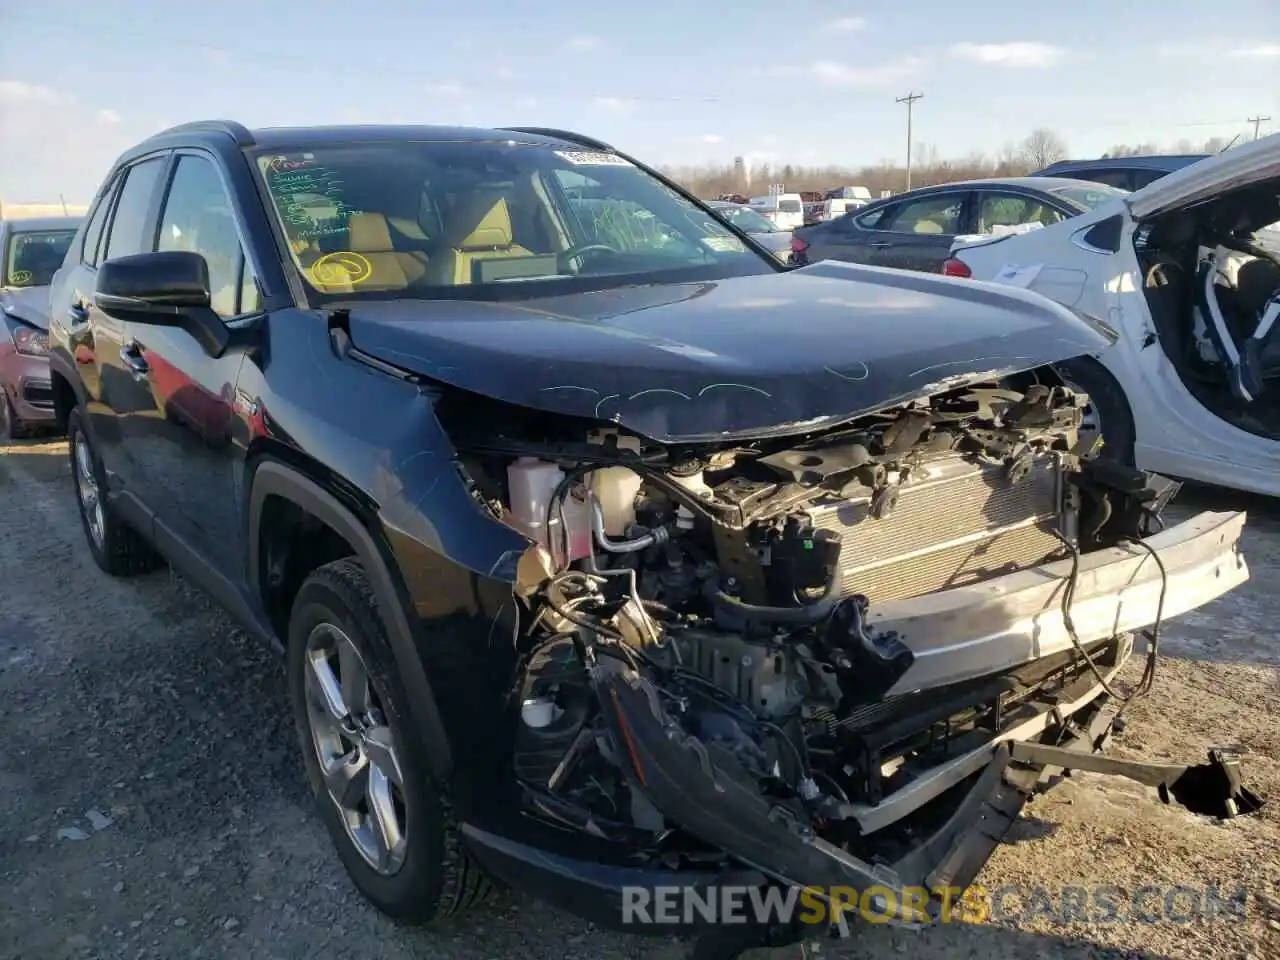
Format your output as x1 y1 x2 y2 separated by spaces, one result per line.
806 452 1066 604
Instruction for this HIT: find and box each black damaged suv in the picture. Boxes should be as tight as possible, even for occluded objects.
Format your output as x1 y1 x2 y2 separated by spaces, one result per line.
46 121 1248 956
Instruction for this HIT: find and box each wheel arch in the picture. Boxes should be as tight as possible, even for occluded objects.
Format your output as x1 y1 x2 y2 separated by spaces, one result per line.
248 458 455 783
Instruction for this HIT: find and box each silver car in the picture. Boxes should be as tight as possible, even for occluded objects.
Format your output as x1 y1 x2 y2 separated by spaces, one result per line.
706 200 793 262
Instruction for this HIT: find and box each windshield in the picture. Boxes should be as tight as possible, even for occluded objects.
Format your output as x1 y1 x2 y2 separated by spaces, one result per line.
1049 183 1129 210
253 141 771 300
714 204 779 233
4 229 76 287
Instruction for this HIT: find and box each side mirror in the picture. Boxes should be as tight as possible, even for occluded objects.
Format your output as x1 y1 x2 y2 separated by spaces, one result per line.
95 251 230 358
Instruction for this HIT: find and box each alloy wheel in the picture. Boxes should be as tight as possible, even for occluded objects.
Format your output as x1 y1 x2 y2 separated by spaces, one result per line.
303 622 408 875
73 433 105 547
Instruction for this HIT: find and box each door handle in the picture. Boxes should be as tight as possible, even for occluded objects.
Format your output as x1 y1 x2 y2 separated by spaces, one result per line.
867 241 893 248
120 342 150 380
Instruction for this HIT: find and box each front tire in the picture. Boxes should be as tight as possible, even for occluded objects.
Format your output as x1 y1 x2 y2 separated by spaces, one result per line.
67 407 163 576
286 557 494 923
1055 356 1136 465
1 391 30 441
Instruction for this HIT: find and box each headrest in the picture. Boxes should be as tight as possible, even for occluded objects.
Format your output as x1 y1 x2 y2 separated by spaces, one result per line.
445 193 514 250
348 212 395 252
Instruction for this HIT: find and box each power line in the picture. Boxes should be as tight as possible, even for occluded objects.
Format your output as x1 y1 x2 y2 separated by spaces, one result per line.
895 92 923 191
1248 115 1272 140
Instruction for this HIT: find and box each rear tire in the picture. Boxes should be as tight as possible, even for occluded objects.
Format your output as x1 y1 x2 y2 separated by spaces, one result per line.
67 407 163 576
286 557 496 923
1055 356 1136 465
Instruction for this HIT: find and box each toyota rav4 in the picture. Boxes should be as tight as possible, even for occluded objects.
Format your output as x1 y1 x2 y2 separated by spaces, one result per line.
46 121 1255 958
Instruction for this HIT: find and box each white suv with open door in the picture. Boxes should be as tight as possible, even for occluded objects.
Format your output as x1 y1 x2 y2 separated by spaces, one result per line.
948 136 1280 497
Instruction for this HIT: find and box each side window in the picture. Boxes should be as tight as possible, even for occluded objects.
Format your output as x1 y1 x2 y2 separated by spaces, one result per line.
102 158 165 262
81 175 118 266
1084 169 1135 191
1129 170 1166 190
855 206 890 229
977 193 1066 234
157 155 260 318
882 195 963 235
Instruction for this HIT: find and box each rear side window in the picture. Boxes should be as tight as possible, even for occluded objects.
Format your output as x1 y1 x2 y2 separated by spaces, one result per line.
81 176 118 266
883 195 964 235
977 193 1065 233
778 199 801 213
102 158 165 262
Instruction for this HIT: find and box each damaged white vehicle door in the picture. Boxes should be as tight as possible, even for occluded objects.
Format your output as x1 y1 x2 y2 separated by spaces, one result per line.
951 135 1280 497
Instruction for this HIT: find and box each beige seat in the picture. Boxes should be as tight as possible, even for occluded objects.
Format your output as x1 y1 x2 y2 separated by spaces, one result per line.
429 193 533 285
344 212 429 289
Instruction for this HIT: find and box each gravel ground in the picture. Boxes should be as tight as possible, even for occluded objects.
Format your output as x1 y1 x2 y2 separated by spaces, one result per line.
1 438 1278 960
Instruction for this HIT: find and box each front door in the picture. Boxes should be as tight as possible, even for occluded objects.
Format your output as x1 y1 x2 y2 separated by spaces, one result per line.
84 155 169 503
119 151 263 582
869 192 969 273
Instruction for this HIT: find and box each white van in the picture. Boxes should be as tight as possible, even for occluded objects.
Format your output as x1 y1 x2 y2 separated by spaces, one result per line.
748 193 805 230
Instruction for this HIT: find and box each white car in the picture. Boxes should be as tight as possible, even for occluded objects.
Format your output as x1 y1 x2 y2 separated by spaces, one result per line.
948 135 1280 497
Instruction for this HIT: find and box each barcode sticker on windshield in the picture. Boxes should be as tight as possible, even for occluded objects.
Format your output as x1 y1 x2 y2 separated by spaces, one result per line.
554 150 632 166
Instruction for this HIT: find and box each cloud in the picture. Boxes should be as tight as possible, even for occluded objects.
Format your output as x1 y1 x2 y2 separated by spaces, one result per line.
700 133 723 144
496 65 516 80
426 81 466 97
515 96 538 108
826 16 867 31
0 80 135 202
591 96 631 112
1231 43 1280 57
802 56 923 87
951 41 1064 67
202 47 234 69
563 35 603 52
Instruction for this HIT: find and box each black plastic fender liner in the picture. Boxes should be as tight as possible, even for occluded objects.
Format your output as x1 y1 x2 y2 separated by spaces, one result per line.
248 459 455 782
593 660 909 899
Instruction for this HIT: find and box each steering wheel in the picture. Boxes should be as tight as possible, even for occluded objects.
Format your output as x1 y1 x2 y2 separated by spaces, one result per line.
557 243 621 272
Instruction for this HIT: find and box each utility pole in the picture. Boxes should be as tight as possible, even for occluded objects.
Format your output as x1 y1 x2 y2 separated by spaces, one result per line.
896 91 923 191
1247 115 1271 140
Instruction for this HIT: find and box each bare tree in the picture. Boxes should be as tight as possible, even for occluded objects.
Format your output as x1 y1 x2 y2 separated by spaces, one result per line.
1019 128 1069 170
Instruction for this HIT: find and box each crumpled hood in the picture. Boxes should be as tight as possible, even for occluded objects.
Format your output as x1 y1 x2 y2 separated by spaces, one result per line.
343 260 1113 442
0 286 53 330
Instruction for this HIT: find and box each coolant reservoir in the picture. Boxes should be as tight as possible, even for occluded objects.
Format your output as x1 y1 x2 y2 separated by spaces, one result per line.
591 467 644 537
670 470 709 530
506 457 592 561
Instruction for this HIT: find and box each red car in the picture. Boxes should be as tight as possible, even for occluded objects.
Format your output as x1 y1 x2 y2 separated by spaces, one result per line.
1 216 82 439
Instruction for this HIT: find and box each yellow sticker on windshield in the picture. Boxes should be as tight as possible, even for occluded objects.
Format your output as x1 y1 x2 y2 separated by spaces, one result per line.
311 251 373 287
10 269 32 284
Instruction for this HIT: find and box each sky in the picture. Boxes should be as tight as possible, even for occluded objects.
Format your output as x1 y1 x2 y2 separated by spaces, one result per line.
1 0 1277 203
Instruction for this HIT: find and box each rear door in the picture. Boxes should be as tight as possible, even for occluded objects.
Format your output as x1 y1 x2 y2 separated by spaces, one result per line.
973 190 1071 235
81 155 169 501
869 191 970 272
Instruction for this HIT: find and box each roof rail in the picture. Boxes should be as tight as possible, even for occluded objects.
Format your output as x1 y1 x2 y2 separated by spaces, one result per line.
149 120 255 147
497 126 615 151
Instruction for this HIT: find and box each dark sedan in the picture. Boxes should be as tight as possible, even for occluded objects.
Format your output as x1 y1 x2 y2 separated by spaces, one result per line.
791 177 1127 274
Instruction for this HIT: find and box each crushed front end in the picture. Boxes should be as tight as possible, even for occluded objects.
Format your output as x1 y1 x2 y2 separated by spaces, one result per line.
438 371 1251 950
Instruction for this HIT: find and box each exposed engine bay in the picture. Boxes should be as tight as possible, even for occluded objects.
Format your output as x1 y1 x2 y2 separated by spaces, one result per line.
436 369 1215 874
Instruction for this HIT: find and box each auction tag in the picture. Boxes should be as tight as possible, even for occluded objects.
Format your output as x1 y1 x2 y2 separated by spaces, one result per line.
554 150 633 166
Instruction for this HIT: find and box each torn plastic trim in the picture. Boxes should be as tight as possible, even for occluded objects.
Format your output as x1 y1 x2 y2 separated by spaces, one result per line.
839 633 1133 835
873 510 1248 695
592 657 912 900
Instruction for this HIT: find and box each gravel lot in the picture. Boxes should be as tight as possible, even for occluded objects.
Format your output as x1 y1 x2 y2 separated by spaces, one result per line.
2 437 1278 960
